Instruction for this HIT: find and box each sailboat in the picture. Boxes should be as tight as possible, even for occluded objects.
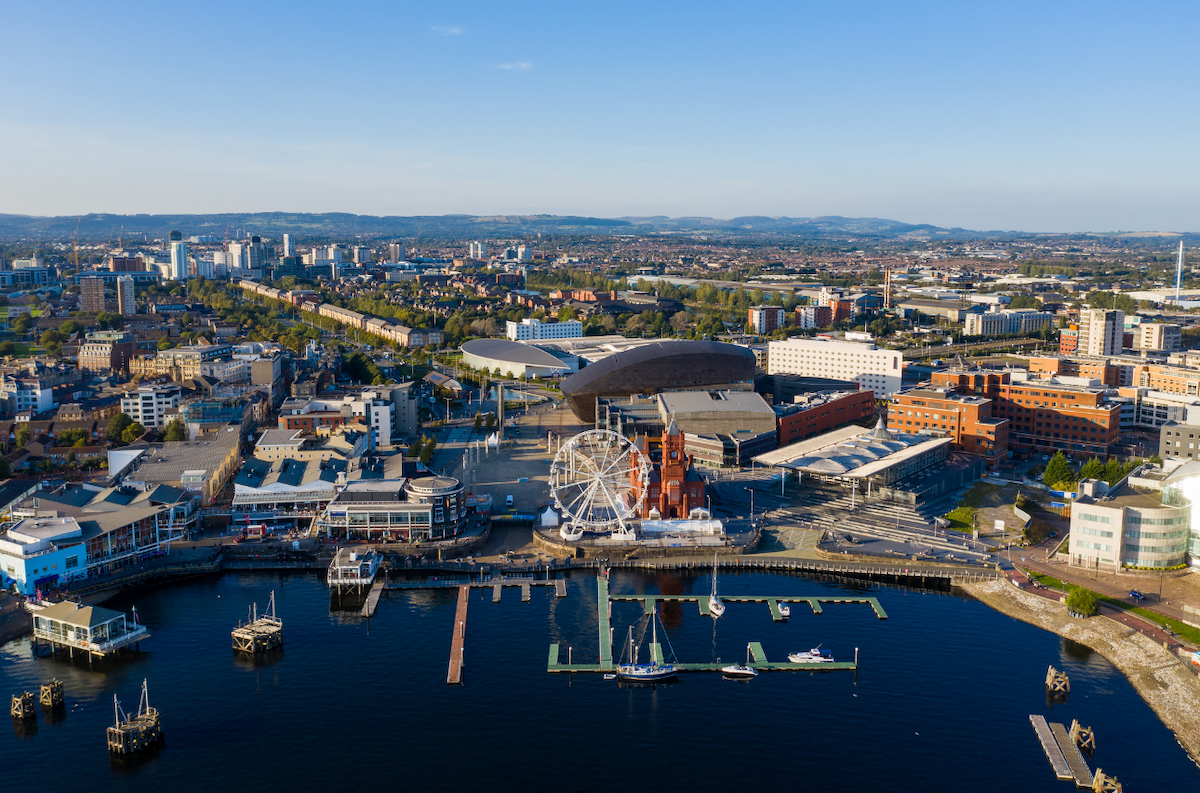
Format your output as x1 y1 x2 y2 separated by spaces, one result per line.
721 643 758 678
708 553 726 618
617 606 678 682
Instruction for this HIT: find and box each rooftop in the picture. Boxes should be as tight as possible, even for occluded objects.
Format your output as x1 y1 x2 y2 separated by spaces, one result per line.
36 600 126 628
657 390 774 416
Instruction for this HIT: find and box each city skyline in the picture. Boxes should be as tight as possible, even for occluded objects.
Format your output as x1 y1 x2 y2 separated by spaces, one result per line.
4 0 1199 231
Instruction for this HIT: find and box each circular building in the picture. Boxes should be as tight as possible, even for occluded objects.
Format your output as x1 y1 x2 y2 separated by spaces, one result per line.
404 476 467 539
560 340 757 423
461 339 574 379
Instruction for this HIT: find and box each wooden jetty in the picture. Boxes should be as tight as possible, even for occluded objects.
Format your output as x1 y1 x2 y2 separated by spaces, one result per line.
361 582 384 618
1049 720 1094 788
11 691 35 720
547 573 861 675
1046 665 1070 699
446 585 469 684
231 591 282 653
39 679 64 708
1029 715 1073 781
107 680 162 755
609 594 888 621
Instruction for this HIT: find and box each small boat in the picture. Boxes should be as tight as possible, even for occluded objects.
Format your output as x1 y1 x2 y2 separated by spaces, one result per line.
708 552 726 619
603 674 617 680
617 605 678 682
777 602 791 618
722 643 758 678
788 645 834 664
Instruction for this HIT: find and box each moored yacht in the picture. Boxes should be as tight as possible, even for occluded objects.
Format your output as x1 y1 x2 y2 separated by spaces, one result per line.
788 646 834 663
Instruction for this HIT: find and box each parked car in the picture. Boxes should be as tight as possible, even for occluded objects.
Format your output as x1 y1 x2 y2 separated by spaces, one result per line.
1129 590 1146 601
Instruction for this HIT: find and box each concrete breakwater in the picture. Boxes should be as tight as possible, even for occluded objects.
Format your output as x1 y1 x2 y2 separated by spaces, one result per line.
962 578 1200 765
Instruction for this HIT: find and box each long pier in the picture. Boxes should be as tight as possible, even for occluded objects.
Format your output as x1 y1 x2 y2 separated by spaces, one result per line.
446 585 469 684
361 582 384 618
1029 715 1073 781
610 594 888 620
1049 720 1094 788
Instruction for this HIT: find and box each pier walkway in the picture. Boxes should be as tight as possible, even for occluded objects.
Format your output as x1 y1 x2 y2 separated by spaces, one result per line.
361 582 384 618
610 594 888 620
1050 720 1094 787
1029 715 1072 781
446 585 469 684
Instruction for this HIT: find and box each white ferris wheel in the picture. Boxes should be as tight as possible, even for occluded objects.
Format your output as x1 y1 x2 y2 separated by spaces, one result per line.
550 429 649 540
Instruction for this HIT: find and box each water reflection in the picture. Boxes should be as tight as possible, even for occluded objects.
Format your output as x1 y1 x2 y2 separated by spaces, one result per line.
1061 637 1094 662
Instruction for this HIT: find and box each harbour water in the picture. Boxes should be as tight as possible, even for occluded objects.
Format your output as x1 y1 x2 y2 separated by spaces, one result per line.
2 570 1197 791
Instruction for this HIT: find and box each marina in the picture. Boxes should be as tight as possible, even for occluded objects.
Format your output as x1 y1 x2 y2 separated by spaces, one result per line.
0 569 1191 791
548 575 862 674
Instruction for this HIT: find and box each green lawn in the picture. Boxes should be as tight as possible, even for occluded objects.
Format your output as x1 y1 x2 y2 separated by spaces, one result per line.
945 506 976 531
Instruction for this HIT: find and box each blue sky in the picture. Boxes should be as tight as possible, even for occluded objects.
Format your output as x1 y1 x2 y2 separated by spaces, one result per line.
2 0 1197 231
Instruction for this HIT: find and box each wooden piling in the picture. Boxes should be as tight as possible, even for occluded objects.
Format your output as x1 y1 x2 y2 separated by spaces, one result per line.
1091 768 1122 792
231 591 283 653
1045 665 1070 699
11 691 35 720
1070 719 1096 754
39 679 64 708
106 680 162 755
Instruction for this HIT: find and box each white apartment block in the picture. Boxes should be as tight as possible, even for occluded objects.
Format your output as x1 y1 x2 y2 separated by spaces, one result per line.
1134 323 1181 352
748 305 785 333
767 338 902 396
506 318 583 341
469 241 487 260
964 308 1054 336
794 306 822 329
1077 309 1125 357
121 386 182 429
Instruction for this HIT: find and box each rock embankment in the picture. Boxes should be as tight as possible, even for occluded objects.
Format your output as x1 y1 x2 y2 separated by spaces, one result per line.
963 578 1200 764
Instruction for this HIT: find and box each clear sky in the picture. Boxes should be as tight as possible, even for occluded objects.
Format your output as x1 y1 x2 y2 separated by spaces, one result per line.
3 0 1198 231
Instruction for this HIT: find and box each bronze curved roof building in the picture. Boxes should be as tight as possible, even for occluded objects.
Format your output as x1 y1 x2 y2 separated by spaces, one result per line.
560 340 757 423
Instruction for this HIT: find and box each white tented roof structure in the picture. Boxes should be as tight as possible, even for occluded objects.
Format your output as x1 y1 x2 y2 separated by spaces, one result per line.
754 420 951 482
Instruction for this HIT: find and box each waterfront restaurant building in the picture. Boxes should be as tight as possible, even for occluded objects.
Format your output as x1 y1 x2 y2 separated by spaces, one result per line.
320 477 467 541
0 517 87 595
32 600 149 658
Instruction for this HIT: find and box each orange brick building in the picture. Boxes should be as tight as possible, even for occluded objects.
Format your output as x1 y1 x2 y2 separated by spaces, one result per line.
1026 356 1120 387
930 368 1119 458
886 386 1008 466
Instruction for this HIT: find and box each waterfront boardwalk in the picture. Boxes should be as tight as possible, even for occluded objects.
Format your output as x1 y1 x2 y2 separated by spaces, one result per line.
1050 720 1094 787
1029 715 1072 781
610 594 888 620
446 585 469 685
361 582 384 618
597 576 613 670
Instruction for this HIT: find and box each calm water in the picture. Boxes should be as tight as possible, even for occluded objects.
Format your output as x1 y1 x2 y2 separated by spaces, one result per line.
2 570 1197 792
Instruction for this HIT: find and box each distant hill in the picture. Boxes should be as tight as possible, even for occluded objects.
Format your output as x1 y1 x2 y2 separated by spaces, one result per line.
0 211 1119 242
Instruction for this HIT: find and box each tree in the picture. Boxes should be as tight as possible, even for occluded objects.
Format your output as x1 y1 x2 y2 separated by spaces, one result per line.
0 458 10 478
419 435 435 467
122 423 145 444
1043 451 1075 488
0 341 13 356
1078 457 1105 481
66 451 76 466
1066 586 1098 617
158 337 176 350
107 413 133 442
473 413 482 433
485 412 496 431
57 428 87 447
163 418 188 442
15 426 31 448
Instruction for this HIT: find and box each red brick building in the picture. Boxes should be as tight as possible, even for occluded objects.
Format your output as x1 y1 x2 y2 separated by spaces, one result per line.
631 419 706 519
775 389 876 446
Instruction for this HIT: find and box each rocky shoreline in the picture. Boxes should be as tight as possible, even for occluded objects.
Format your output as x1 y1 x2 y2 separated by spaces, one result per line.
962 578 1200 765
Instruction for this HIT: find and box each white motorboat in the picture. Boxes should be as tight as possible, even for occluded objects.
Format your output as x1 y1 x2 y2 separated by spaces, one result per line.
777 602 791 618
788 645 834 663
617 605 678 682
708 552 725 618
722 643 758 678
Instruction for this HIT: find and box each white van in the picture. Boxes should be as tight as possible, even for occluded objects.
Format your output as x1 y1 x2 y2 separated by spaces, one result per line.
506 495 514 508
